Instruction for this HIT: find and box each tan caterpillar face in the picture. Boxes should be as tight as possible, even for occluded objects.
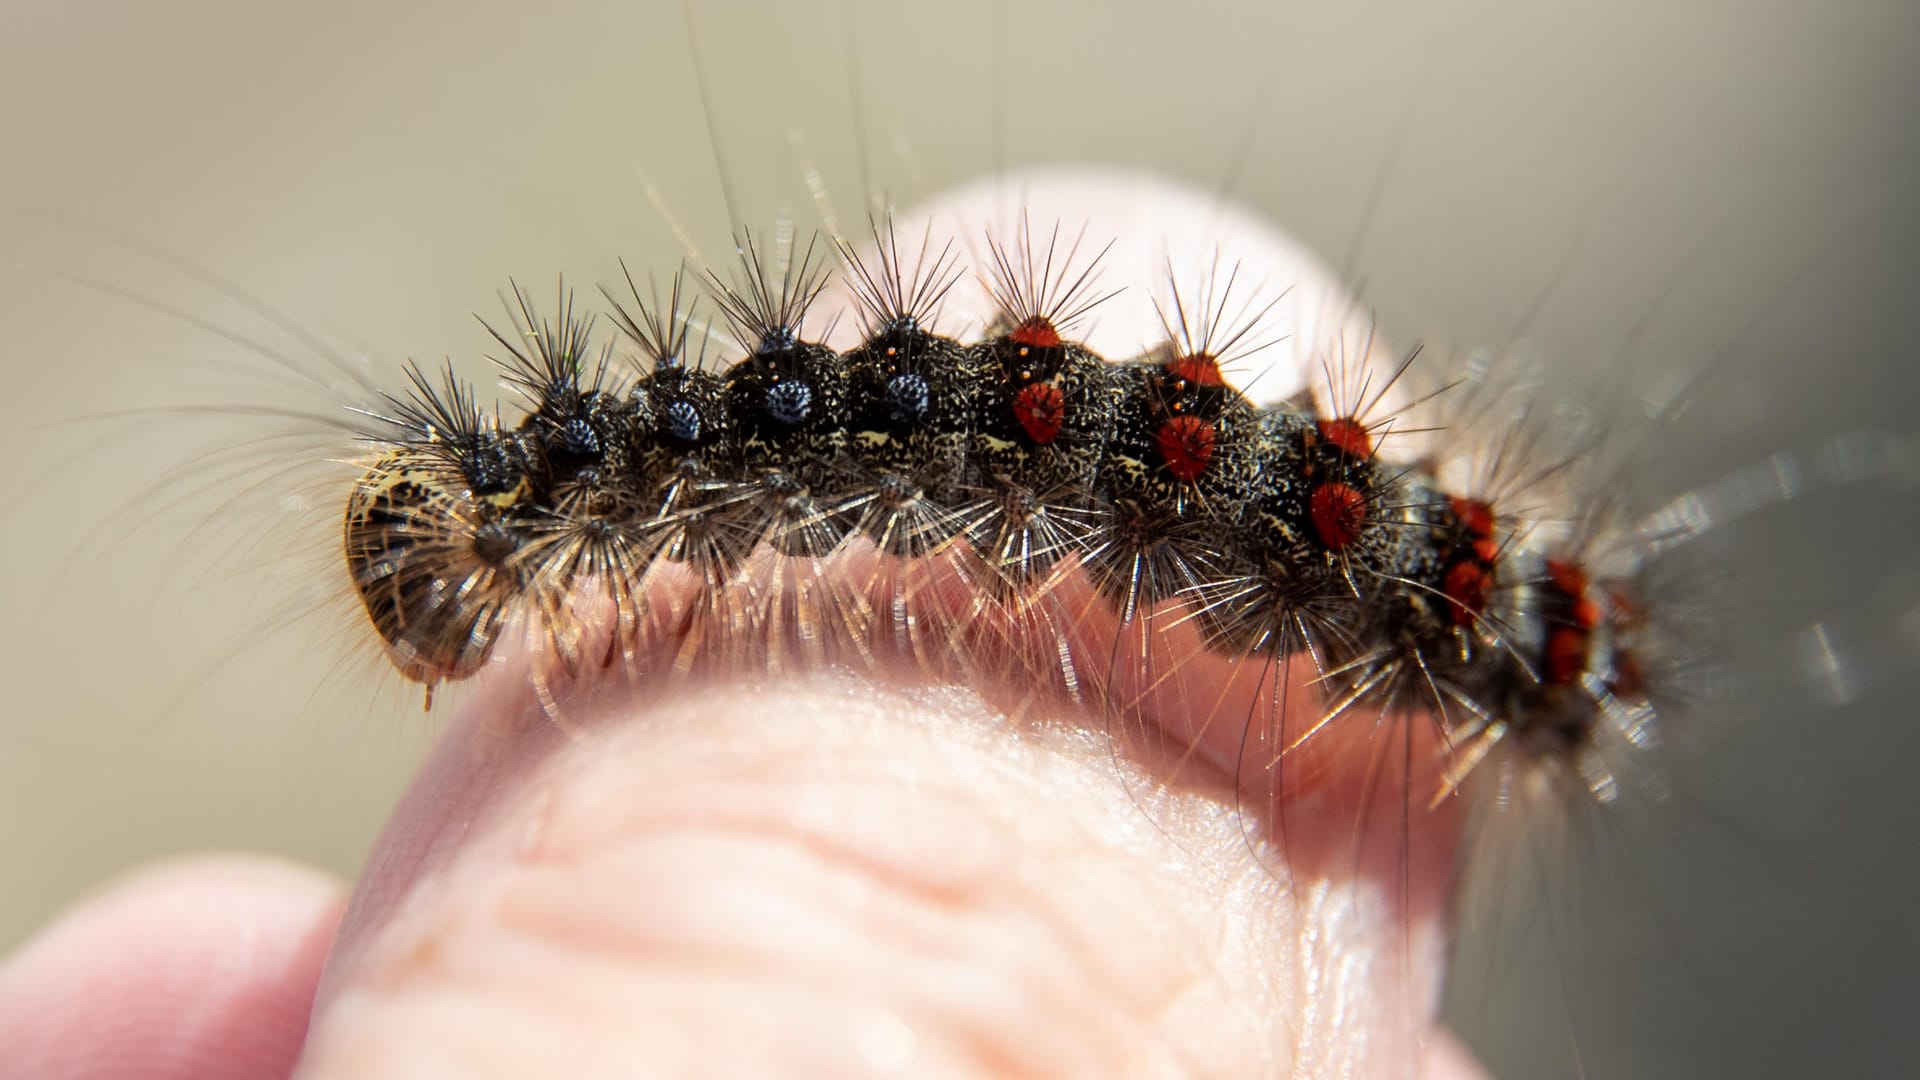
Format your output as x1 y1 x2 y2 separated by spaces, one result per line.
343 451 527 690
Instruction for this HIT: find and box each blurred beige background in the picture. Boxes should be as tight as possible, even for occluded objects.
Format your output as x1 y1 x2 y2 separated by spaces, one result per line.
2 1 1915 1077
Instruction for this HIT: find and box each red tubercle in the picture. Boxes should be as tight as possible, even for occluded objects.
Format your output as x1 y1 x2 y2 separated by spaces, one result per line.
1545 627 1590 686
1316 416 1373 459
1155 415 1217 483
1310 482 1368 551
1545 558 1588 600
1573 595 1603 630
1009 317 1063 349
1440 496 1500 625
1546 559 1603 630
1012 382 1067 444
1540 557 1605 684
1441 560 1491 626
1166 352 1226 387
1450 496 1496 543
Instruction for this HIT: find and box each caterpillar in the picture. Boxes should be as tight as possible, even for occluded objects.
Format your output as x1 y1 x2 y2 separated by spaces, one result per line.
346 204 1654 807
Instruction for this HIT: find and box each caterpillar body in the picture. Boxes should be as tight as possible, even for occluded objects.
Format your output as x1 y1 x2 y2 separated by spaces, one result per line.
342 211 1661 829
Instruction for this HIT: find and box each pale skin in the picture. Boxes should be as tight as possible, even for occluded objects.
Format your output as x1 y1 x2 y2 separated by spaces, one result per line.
0 174 1489 1079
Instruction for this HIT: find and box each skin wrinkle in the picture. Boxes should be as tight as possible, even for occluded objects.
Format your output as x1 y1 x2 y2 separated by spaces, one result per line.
327 966 1033 1078
536 811 1135 1019
316 678 1288 1076
516 708 1235 1016
511 829 1089 1026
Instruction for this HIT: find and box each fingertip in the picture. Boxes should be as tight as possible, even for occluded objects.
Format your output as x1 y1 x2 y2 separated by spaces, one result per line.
0 854 345 1080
